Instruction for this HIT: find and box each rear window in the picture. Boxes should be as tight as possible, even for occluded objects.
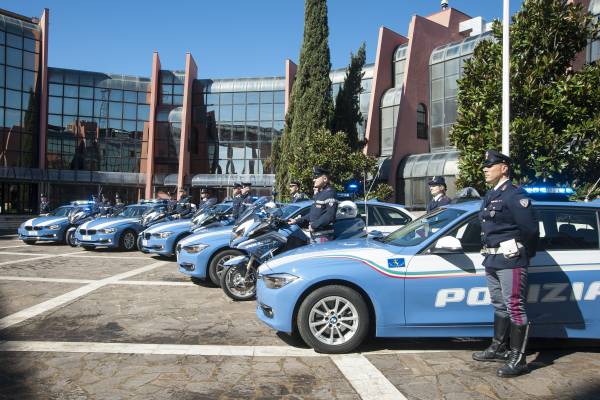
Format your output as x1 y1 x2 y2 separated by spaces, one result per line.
537 208 599 250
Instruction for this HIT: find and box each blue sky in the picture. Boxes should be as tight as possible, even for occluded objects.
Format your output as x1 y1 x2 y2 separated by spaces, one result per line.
4 0 523 79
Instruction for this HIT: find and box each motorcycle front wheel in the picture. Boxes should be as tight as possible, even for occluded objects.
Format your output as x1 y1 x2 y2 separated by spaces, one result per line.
220 264 257 301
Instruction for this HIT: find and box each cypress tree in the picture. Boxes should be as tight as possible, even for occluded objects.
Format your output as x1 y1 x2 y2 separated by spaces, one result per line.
273 0 334 197
332 42 366 151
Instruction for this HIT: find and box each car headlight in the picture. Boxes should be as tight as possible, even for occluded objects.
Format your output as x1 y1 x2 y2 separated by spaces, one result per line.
261 273 298 289
182 244 209 254
99 228 116 234
156 231 173 239
48 225 61 230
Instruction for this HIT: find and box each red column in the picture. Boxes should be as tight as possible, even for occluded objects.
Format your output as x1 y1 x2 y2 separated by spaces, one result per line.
38 9 49 170
177 53 197 199
145 52 161 199
284 59 297 115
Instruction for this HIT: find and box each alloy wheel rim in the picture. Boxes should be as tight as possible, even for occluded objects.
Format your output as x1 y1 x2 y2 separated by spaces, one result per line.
308 296 359 346
225 266 256 298
216 254 236 278
124 233 135 249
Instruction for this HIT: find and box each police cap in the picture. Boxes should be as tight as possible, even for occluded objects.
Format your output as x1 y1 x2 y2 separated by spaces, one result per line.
233 183 242 189
484 149 512 168
200 188 210 194
428 176 446 187
241 182 252 187
40 193 47 198
312 166 329 178
289 180 300 187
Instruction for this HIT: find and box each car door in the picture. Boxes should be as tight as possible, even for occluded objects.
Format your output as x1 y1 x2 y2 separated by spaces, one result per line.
372 205 412 234
356 203 382 233
405 214 490 326
527 206 600 337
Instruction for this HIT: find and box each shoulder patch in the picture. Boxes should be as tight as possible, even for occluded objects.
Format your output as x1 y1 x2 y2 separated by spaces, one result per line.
519 198 530 208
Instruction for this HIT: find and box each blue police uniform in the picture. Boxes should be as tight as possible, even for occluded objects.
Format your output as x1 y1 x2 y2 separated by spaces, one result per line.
232 185 253 220
39 198 50 214
474 149 539 378
426 176 451 212
292 192 308 203
296 167 337 243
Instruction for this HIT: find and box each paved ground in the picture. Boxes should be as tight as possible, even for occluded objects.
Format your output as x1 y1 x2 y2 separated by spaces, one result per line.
0 236 598 400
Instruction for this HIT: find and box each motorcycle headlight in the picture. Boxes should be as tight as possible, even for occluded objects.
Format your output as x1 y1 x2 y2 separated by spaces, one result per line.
156 231 173 239
182 244 209 254
261 273 298 289
48 224 61 230
99 228 116 234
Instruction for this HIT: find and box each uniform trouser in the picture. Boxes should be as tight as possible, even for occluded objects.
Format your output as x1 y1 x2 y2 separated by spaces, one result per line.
311 232 334 244
485 267 528 325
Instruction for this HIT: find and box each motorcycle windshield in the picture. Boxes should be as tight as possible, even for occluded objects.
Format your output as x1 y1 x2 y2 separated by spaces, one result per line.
234 196 272 227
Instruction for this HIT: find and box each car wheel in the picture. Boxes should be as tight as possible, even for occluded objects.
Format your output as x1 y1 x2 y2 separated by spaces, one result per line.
208 249 243 287
82 245 95 251
120 230 137 251
23 240 36 245
171 233 191 256
297 285 369 354
66 228 77 247
136 235 144 251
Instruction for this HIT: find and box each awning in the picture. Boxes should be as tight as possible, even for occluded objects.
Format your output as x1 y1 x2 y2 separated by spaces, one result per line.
192 174 275 188
163 174 179 187
400 150 459 179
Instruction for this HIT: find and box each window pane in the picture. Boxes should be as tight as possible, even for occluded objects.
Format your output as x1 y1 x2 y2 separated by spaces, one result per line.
49 83 62 96
431 100 443 126
64 85 78 97
6 47 22 68
123 103 136 120
273 104 284 121
137 91 149 103
260 103 273 120
79 99 93 116
108 89 123 101
246 104 259 121
23 51 36 71
48 96 62 114
274 91 285 103
219 105 232 121
6 89 22 109
6 66 21 90
445 59 459 76
444 98 457 125
80 86 93 99
109 102 123 119
6 33 22 49
233 104 245 120
431 63 444 80
0 45 4 64
381 107 394 129
173 85 184 95
431 79 443 101
64 98 77 115
538 209 599 250
260 91 273 103
233 92 246 104
124 90 137 102
22 70 35 92
0 65 3 87
247 92 260 104
220 92 233 105
445 75 458 98
206 93 219 105
137 104 150 121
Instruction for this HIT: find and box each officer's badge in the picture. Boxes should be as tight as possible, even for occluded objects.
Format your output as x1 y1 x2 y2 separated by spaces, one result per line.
519 199 530 208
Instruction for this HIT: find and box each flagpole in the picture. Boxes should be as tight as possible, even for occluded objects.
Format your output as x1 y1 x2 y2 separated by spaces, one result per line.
502 0 510 156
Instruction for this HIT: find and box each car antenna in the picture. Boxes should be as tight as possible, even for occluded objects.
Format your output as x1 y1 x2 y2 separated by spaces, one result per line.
585 177 600 202
363 157 388 231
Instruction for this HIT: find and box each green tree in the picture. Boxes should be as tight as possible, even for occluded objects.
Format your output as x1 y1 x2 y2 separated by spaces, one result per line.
273 0 334 196
450 0 600 196
332 42 367 151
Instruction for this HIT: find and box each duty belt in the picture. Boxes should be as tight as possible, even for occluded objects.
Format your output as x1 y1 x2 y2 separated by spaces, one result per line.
481 243 524 255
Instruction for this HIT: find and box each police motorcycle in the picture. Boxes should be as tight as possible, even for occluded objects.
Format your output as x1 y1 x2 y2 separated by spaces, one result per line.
136 196 196 251
220 200 366 301
65 203 104 247
190 202 234 231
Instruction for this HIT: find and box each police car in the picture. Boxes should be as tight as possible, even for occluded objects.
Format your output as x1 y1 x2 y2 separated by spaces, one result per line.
256 200 600 353
139 202 233 257
17 200 94 245
74 200 167 251
177 200 414 286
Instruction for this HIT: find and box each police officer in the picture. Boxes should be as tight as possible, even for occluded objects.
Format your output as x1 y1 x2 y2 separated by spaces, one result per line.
115 193 124 207
199 188 218 209
99 193 112 216
39 193 51 214
289 166 337 243
426 176 451 212
231 183 249 220
289 180 308 203
473 149 539 378
167 191 178 213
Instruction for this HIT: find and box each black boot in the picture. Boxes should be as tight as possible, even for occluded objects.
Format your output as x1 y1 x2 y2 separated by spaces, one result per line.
473 314 510 362
497 322 529 378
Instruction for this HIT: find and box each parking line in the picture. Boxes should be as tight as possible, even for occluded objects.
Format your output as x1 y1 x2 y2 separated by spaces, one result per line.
0 245 31 250
0 261 168 330
61 254 153 260
113 280 195 286
0 251 82 267
331 354 407 400
0 276 93 284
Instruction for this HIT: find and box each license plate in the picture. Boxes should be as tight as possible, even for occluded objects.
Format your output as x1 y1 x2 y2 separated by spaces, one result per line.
82 235 92 241
142 239 148 246
28 231 38 236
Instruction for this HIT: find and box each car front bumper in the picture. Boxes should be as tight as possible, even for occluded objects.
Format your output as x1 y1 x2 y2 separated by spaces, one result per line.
75 231 119 248
18 227 66 242
255 277 305 334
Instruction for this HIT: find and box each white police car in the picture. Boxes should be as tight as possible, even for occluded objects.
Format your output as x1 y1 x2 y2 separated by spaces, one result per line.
256 200 600 353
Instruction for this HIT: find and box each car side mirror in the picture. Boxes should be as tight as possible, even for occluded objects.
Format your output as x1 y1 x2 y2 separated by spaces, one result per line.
368 230 384 240
431 236 463 254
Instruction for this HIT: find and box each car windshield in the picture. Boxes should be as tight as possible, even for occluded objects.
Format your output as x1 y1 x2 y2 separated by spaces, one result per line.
49 206 73 217
383 208 467 247
279 204 301 218
118 205 151 218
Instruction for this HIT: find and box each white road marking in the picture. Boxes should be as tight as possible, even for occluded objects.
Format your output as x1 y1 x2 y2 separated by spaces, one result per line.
113 280 195 286
62 254 153 260
0 252 81 267
0 261 168 330
331 353 407 400
0 245 31 249
0 276 93 284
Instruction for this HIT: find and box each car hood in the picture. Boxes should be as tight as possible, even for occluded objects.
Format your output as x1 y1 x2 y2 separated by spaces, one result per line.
79 217 139 231
144 220 191 234
178 225 232 246
23 216 69 227
261 238 414 274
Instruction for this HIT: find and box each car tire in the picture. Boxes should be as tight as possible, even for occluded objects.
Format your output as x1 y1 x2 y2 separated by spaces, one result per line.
208 249 243 287
82 245 95 251
297 285 369 354
23 240 36 245
136 235 144 251
119 230 137 251
66 228 77 247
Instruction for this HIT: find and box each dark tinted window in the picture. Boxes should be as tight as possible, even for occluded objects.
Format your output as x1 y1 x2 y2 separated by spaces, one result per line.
446 216 482 253
537 208 599 250
356 203 380 225
375 206 411 226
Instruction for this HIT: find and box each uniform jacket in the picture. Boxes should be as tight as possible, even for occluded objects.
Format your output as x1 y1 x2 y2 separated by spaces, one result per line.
39 201 51 214
426 194 451 212
291 192 308 203
479 180 539 269
297 185 337 232
232 193 252 219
